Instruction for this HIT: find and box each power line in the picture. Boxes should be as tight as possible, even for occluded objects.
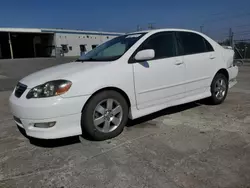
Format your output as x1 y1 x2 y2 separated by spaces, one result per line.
203 12 250 24
199 10 250 20
234 30 250 34
233 24 250 28
234 33 250 37
206 24 250 33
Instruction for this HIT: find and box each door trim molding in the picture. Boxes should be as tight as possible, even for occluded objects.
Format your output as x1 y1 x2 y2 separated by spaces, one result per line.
138 76 210 94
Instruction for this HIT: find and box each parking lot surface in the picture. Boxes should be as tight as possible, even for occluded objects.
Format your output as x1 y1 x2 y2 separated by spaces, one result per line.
0 57 75 91
0 62 250 188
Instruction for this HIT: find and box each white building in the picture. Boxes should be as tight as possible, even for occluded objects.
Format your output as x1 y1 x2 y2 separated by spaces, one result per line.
0 28 123 59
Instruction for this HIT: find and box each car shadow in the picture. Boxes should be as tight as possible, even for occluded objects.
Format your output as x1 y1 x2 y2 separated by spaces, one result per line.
19 101 201 148
17 125 80 148
29 136 81 148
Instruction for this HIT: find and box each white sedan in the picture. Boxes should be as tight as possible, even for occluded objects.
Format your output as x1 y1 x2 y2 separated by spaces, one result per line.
9 29 239 140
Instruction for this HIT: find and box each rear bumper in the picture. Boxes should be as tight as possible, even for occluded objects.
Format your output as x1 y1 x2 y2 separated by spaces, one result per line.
227 66 238 88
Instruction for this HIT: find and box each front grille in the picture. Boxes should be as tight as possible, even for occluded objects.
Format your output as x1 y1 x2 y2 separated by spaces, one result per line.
14 82 27 98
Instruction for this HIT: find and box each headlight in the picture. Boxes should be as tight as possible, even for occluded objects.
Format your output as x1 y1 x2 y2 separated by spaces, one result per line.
26 80 72 99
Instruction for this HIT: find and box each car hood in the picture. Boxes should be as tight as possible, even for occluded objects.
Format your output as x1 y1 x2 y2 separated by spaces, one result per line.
20 61 109 88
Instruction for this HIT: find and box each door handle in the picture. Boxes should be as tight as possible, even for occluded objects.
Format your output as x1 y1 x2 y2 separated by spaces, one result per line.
209 54 216 59
175 61 184 65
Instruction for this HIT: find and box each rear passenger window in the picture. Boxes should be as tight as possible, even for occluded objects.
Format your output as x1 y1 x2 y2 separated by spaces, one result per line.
204 39 214 52
177 32 207 55
140 32 176 59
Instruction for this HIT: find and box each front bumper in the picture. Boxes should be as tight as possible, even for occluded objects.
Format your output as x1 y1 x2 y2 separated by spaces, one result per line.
9 90 90 139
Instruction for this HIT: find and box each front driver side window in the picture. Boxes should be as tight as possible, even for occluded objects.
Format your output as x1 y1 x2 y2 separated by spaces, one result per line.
140 32 176 59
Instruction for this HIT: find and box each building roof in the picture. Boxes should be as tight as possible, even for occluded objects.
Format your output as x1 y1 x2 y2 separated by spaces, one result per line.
0 27 123 36
0 28 42 33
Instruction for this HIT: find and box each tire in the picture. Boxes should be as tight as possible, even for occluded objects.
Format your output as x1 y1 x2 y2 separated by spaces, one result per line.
81 90 128 141
209 73 228 105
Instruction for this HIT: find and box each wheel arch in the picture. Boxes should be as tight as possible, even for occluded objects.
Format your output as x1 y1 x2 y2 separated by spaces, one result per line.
81 87 131 113
215 69 229 81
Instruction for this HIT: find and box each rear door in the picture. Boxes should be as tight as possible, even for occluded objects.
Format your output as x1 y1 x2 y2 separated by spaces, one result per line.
176 31 216 96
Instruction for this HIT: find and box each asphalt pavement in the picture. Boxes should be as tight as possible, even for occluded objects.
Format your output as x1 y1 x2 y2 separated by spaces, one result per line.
0 59 249 188
0 57 76 91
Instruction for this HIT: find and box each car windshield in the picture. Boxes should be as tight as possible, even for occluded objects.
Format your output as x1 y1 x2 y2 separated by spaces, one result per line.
76 33 146 62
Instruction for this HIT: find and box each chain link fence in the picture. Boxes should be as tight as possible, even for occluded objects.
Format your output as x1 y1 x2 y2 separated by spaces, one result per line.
234 39 250 61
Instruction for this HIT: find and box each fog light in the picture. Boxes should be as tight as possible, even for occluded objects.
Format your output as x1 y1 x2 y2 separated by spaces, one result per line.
34 122 56 128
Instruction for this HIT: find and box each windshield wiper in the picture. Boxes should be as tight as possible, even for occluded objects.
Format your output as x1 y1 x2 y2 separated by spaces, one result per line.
75 57 97 62
76 55 121 62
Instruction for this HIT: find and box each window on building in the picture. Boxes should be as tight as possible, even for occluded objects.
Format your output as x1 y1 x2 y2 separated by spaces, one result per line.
80 45 86 52
61 44 68 53
140 32 176 59
69 46 72 51
77 32 146 61
92 45 98 49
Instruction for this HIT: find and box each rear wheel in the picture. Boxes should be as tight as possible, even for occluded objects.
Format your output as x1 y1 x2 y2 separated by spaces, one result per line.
209 73 228 105
81 90 128 141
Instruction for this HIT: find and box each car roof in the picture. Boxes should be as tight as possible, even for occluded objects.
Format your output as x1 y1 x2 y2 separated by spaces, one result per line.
127 28 202 35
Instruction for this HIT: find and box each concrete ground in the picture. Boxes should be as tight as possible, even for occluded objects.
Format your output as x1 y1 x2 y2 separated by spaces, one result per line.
0 59 250 188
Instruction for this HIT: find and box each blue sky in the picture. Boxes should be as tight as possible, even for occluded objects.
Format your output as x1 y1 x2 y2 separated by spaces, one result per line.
0 0 250 40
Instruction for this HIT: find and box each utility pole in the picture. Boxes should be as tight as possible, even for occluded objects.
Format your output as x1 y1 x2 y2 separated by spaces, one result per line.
229 28 234 47
148 23 154 29
137 25 141 31
244 45 248 59
231 32 234 48
200 25 204 33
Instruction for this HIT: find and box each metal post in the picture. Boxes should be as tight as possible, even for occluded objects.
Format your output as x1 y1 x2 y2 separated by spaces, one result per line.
33 36 36 57
8 32 14 59
244 46 248 59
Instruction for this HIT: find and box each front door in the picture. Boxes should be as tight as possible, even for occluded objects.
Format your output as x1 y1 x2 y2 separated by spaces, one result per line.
132 32 186 109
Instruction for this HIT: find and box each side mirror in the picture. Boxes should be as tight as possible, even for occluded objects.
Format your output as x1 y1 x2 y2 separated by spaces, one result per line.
134 49 155 62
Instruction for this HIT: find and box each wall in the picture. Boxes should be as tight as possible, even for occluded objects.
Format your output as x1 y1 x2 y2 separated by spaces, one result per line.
55 33 118 57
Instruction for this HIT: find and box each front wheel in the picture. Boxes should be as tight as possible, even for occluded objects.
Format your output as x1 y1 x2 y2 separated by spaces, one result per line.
209 73 228 105
81 90 128 141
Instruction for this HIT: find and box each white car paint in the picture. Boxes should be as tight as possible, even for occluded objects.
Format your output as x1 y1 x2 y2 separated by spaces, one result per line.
9 28 238 139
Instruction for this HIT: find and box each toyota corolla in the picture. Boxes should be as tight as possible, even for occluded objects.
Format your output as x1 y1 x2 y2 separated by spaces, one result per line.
9 29 239 140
